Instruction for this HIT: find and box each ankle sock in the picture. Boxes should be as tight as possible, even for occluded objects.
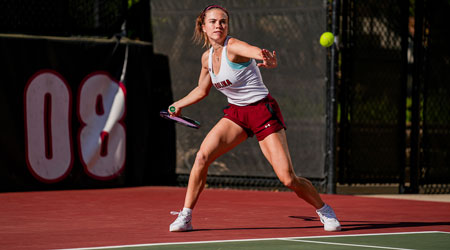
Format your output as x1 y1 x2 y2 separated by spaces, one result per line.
317 204 328 212
182 207 192 214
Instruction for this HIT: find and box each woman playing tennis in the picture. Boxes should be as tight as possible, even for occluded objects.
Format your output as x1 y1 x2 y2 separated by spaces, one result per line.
168 4 341 232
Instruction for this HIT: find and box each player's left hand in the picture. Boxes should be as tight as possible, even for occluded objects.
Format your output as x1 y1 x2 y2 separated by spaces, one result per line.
257 49 277 69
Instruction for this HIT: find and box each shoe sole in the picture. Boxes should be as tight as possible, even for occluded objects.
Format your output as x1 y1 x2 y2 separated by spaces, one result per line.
169 225 193 232
324 226 341 232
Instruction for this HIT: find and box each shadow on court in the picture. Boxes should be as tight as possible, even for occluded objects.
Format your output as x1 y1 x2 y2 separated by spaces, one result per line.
189 226 323 232
341 221 450 231
289 216 450 232
189 217 450 233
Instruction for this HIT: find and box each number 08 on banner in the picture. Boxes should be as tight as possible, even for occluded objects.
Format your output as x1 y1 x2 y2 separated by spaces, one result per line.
24 70 126 183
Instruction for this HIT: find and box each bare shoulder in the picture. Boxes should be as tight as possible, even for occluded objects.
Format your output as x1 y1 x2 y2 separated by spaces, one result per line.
227 37 248 47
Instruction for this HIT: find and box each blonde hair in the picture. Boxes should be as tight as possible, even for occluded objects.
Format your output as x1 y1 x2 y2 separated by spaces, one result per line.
193 5 229 48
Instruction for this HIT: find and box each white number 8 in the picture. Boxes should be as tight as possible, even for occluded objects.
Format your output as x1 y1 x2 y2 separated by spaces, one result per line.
78 72 126 180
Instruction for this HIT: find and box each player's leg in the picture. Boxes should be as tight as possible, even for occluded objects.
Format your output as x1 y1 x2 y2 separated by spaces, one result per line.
184 118 247 209
258 129 341 231
170 118 247 231
258 129 324 208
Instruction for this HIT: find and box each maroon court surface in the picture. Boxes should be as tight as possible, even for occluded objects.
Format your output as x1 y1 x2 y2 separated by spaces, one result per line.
1 186 449 250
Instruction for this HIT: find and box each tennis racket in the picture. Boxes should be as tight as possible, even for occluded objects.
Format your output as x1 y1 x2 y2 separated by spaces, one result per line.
159 110 201 129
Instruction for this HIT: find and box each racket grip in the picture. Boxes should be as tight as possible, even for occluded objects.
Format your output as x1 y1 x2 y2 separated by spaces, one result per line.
169 106 176 113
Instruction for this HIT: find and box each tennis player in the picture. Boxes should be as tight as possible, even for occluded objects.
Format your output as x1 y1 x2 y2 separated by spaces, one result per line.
168 4 341 232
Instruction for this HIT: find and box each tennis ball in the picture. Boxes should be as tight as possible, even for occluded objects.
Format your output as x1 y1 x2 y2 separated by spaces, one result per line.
320 32 334 47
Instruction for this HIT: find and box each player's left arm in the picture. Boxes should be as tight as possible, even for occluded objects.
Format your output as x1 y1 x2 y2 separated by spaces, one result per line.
227 38 277 69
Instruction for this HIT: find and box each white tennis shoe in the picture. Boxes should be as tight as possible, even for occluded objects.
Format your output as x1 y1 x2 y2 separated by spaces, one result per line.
316 204 341 231
169 210 193 232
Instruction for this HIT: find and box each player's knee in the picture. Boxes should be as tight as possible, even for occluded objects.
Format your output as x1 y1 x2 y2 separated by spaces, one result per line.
194 150 209 167
279 175 297 189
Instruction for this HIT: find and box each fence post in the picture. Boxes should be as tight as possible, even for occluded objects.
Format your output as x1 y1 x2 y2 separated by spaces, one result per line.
326 0 340 194
410 0 424 194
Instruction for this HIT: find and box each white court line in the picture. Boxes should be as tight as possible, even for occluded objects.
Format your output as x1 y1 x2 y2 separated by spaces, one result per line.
53 231 449 250
280 239 416 250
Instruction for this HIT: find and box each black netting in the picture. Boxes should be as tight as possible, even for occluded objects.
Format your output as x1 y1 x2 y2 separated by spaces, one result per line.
151 0 328 185
0 0 126 36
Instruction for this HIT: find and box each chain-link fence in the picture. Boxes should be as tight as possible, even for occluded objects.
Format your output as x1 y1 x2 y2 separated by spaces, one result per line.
4 0 448 193
338 0 408 185
338 0 450 193
415 0 450 193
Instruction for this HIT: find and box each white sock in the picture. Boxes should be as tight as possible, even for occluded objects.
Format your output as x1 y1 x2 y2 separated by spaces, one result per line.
317 204 328 212
182 207 192 214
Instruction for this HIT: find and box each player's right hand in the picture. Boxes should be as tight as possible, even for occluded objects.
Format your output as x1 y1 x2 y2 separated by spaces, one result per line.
168 105 181 116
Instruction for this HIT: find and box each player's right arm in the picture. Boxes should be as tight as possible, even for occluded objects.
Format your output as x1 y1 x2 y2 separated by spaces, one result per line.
169 51 212 116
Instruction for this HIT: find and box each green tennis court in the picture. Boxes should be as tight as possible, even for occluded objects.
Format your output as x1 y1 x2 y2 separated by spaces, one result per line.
58 231 449 250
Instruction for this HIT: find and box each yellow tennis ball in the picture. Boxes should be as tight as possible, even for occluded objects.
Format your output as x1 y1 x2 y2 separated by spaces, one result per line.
320 32 334 47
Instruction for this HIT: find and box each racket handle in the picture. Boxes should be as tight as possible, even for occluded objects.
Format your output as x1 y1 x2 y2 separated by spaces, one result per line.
169 106 176 113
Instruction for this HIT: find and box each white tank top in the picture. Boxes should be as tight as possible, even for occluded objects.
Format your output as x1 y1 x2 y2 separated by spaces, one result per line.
208 36 269 106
